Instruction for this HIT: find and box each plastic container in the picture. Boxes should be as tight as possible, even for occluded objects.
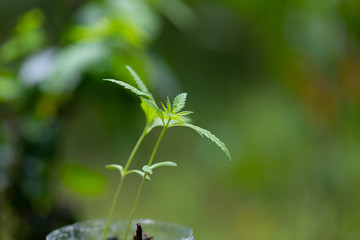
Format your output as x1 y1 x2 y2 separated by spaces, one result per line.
46 219 194 240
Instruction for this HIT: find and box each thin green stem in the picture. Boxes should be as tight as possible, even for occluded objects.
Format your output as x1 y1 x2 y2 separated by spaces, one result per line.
148 123 169 167
102 177 124 240
123 120 170 240
102 126 148 240
123 175 146 240
124 127 148 172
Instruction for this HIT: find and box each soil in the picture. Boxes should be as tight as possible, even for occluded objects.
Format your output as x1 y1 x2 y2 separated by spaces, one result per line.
106 223 153 240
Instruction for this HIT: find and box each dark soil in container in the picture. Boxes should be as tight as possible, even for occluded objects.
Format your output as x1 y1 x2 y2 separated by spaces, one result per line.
107 223 153 240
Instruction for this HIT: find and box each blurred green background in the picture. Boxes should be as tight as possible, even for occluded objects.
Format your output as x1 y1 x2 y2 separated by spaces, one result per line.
1 0 360 239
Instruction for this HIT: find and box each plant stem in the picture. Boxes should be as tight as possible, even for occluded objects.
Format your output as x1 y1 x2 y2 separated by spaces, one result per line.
123 121 170 240
102 126 148 240
102 177 124 240
147 122 169 167
123 175 146 240
124 127 148 172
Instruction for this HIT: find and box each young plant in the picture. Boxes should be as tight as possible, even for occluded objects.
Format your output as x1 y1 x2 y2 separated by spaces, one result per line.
102 66 231 240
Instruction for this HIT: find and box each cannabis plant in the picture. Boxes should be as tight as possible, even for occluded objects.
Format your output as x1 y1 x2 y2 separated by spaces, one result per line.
102 66 231 240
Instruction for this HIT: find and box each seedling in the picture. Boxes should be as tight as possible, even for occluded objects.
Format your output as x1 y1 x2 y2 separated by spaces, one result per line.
102 66 231 240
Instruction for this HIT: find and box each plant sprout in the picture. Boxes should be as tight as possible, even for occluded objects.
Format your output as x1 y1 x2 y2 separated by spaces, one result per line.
102 66 231 240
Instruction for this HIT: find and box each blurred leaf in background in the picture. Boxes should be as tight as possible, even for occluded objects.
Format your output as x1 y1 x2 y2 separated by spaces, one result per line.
60 163 106 196
0 9 46 63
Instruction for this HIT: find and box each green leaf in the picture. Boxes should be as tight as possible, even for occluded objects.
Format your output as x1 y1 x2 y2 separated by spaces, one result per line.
105 164 124 176
150 161 177 169
160 102 167 112
176 111 193 116
175 123 231 161
172 93 187 113
169 115 192 124
142 165 153 175
104 79 152 99
142 98 164 121
127 170 151 181
141 99 157 124
167 97 172 112
125 65 152 97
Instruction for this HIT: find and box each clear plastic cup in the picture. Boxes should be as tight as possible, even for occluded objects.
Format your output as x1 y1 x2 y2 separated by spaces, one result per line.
46 219 194 240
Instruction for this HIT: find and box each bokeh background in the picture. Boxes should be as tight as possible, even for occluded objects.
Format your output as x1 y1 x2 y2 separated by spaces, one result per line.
1 0 360 239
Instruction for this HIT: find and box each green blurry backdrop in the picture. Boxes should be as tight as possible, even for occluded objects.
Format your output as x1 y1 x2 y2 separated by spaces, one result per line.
1 0 360 239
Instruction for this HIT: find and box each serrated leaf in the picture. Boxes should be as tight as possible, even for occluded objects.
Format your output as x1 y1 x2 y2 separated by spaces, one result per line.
172 93 187 113
104 79 152 99
150 161 177 169
127 170 151 181
174 123 231 161
142 165 153 175
105 164 124 176
125 65 152 97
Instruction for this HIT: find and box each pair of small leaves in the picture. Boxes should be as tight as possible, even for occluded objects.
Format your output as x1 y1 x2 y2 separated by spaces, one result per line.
106 164 151 181
104 66 231 161
142 161 177 175
106 161 177 181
